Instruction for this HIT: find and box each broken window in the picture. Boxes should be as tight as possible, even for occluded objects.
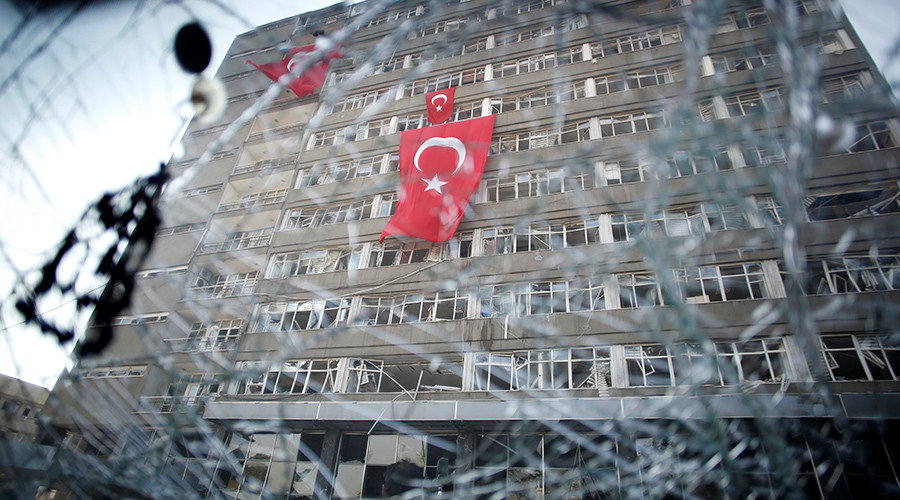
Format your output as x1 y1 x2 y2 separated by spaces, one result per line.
820 334 900 381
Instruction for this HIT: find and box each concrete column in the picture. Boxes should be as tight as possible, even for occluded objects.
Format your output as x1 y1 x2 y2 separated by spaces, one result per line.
403 54 413 69
481 97 492 117
598 213 614 243
603 274 620 310
582 42 592 61
712 95 729 120
484 63 493 81
762 260 787 298
700 55 716 77
584 77 597 98
783 335 814 382
609 345 628 388
485 34 496 49
727 144 746 168
588 117 603 140
313 429 341 500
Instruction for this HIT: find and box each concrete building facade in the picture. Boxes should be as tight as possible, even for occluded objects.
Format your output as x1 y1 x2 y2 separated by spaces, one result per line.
42 0 899 498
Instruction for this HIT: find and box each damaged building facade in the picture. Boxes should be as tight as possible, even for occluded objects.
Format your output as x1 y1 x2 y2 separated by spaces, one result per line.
43 0 899 498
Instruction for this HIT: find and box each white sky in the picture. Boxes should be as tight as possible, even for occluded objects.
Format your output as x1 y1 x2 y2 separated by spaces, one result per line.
0 0 896 388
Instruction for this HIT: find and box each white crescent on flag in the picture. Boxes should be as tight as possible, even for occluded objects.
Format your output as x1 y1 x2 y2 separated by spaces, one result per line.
286 53 309 73
431 93 448 106
413 137 467 174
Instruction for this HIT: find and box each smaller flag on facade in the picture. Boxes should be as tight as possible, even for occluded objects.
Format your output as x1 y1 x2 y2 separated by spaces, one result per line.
426 87 456 124
247 44 341 98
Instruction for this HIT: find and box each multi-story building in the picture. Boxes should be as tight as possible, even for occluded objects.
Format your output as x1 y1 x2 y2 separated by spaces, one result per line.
0 373 49 443
40 0 899 498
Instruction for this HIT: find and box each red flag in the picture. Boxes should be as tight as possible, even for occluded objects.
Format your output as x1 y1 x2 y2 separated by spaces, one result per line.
381 115 496 243
426 88 456 124
247 44 341 98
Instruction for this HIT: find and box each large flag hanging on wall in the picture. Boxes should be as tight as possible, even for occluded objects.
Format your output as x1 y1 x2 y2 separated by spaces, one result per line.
425 87 455 124
381 115 496 243
247 44 340 98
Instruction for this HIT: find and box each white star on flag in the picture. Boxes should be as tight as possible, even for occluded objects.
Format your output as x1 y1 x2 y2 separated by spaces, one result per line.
435 105 442 111
422 174 448 194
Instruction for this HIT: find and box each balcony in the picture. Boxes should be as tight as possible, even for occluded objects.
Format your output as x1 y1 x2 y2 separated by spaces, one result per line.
216 188 287 213
162 336 240 353
232 156 295 176
136 396 209 415
199 229 272 253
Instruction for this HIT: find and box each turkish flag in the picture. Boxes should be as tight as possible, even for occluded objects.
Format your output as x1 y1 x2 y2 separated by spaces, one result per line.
247 44 341 98
426 88 455 124
381 115 496 243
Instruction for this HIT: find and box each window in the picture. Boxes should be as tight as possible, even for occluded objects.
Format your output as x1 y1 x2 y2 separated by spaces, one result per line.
676 263 767 303
709 48 777 73
597 111 666 138
376 194 397 217
369 240 436 267
481 218 600 255
365 7 419 27
281 198 376 230
397 113 426 131
482 169 593 201
601 160 651 185
416 16 477 37
755 196 785 227
625 65 678 89
254 299 352 332
354 118 391 141
192 270 258 298
490 122 590 153
473 348 611 391
681 339 789 385
613 203 747 240
136 265 188 278
298 154 383 187
592 26 682 57
594 73 627 95
311 129 340 148
667 149 733 176
83 365 148 378
624 344 675 387
797 253 900 295
617 273 666 308
723 88 783 117
233 156 295 176
406 67 487 97
217 189 287 212
844 120 896 153
805 186 900 221
742 144 786 166
492 48 584 78
820 334 899 381
188 319 243 351
156 222 205 236
330 88 390 113
204 228 272 252
717 8 770 33
355 291 469 325
450 101 483 121
478 279 604 317
267 248 359 278
238 360 339 394
181 184 222 197
821 73 866 103
111 313 169 325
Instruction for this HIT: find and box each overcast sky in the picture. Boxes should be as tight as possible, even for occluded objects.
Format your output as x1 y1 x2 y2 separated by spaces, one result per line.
0 0 896 388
